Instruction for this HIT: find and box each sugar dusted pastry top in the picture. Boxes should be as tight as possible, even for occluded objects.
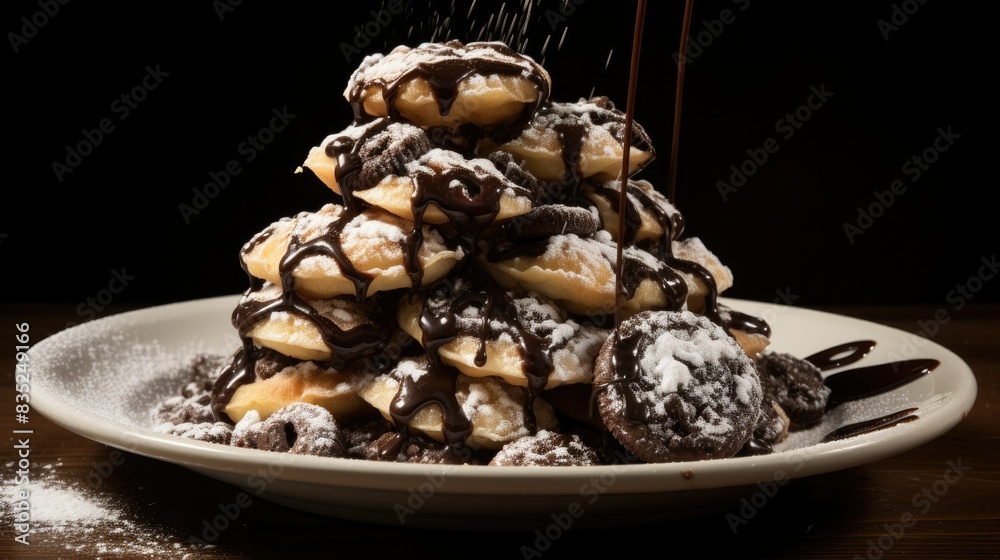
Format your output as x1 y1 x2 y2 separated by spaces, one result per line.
345 41 551 128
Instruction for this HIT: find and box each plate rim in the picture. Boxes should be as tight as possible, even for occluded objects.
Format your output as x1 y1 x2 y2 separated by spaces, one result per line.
27 294 978 497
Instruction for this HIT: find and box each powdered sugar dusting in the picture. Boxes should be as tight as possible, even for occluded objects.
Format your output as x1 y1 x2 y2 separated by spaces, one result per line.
345 41 550 98
0 472 201 557
490 430 601 466
638 315 747 407
30 310 236 429
406 148 527 200
396 357 428 383
342 209 408 245
598 310 763 461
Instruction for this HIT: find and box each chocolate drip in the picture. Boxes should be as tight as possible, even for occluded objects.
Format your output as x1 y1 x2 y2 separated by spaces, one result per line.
619 251 689 311
821 408 919 442
535 97 656 203
735 438 773 457
806 340 876 370
416 273 564 434
234 292 395 370
725 308 773 338
325 120 393 213
824 359 939 407
405 155 526 286
282 222 373 303
586 180 685 246
210 287 398 423
210 345 252 423
388 359 472 449
594 330 644 421
211 211 401 421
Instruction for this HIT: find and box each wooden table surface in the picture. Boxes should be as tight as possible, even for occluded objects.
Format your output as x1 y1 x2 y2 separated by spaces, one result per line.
2 302 997 559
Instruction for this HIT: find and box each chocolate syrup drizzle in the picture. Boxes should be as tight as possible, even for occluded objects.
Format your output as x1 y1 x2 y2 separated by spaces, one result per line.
210 254 398 422
213 40 561 448
784 341 936 446
821 408 920 443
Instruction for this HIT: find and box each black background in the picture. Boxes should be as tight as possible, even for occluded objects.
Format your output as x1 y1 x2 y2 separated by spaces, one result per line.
3 0 994 314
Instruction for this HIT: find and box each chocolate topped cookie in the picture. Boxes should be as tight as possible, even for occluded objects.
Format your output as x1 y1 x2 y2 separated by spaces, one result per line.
346 41 551 130
593 310 762 462
758 351 830 426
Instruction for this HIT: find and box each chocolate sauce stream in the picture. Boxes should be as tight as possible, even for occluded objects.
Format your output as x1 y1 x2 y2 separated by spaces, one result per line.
614 0 647 337
593 0 770 432
668 0 695 206
589 0 766 342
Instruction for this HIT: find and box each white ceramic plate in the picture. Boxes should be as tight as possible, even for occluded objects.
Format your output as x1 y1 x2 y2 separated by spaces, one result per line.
28 295 977 529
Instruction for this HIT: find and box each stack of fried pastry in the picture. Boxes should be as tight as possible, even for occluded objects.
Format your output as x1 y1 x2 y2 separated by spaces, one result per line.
153 41 830 465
